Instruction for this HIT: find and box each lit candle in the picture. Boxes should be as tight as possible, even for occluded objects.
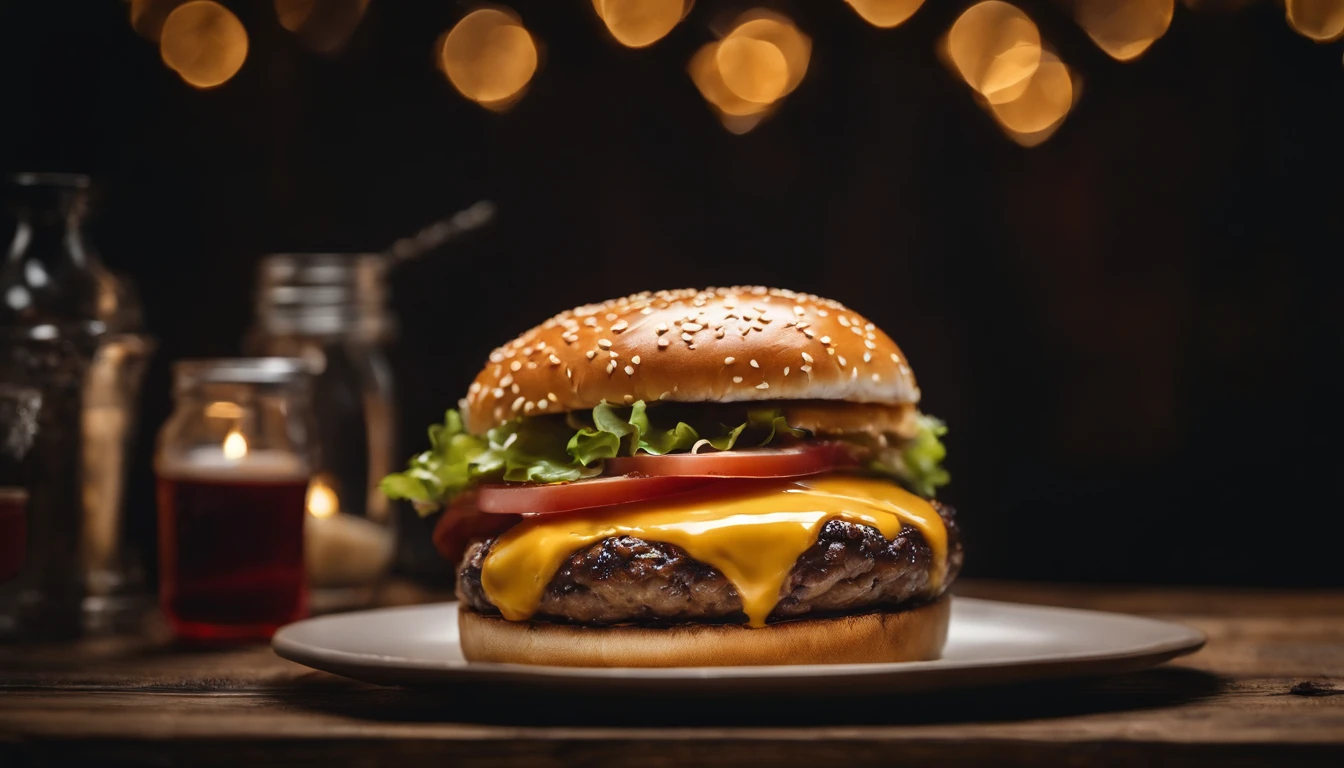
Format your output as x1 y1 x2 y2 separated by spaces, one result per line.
304 478 394 589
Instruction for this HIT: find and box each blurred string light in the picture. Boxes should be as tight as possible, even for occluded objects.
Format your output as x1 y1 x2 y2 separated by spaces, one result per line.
275 0 370 53
688 10 811 134
1284 0 1344 42
943 2 1077 146
945 1 1042 104
129 0 185 42
844 0 927 29
437 8 539 111
159 0 249 89
1069 0 1174 61
591 0 691 48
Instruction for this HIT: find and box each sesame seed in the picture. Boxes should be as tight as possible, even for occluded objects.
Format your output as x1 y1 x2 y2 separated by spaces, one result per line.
658 337 670 348
586 350 597 360
724 312 738 320
733 376 743 383
500 374 514 387
623 394 634 404
510 360 523 372
756 382 770 390
796 321 809 329
659 391 671 400
469 382 482 394
793 305 806 316
715 329 726 339
608 351 618 359
800 365 812 373
751 323 764 332
742 312 755 322
803 329 815 339
872 373 881 382
891 353 900 362
749 359 760 368
632 355 641 365
838 316 851 328
827 347 836 356
606 361 617 374
801 352 814 364
851 326 863 336
865 340 876 350
490 351 504 363
724 356 735 365
681 332 694 342
598 339 613 350
611 320 629 333
605 313 618 321
524 402 535 414
759 313 771 323
492 387 505 398
549 354 562 365
537 399 549 410
838 355 848 367
818 309 829 317
851 367 858 380
583 317 598 327
784 366 790 376
740 326 751 336
656 323 668 334
682 322 703 332
511 383 520 394
527 361 537 370
624 365 635 376
820 336 832 345
511 396 525 411
566 367 573 380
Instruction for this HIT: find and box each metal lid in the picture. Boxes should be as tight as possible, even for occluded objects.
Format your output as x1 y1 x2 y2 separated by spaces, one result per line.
172 357 312 393
253 253 395 339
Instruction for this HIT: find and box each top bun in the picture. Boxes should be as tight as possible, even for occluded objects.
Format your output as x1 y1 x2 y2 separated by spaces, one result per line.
462 287 920 435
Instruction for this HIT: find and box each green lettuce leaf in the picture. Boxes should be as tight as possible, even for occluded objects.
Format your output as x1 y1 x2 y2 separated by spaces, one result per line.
383 400 949 511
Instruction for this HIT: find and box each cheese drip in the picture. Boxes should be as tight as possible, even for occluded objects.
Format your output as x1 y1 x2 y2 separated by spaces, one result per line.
480 475 947 627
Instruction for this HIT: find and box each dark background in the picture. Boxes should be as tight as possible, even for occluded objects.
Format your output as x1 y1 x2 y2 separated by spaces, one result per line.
2 1 1342 586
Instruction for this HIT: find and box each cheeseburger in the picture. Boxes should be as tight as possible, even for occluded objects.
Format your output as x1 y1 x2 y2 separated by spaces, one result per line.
384 287 962 667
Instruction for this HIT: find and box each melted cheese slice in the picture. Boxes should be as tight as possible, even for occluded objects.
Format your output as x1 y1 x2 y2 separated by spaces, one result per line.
480 475 947 627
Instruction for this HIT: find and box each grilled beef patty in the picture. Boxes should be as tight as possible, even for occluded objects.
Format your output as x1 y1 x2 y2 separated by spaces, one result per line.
456 501 962 626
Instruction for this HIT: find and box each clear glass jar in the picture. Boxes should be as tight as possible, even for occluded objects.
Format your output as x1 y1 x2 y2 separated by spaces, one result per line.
155 358 316 642
245 253 397 610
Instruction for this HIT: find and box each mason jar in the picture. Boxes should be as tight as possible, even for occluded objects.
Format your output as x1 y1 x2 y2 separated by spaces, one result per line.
154 358 315 642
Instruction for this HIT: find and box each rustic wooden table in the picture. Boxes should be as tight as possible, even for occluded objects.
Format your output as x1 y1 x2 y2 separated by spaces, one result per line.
1 581 1341 767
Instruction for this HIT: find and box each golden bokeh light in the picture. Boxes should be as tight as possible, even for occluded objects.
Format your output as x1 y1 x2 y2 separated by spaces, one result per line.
988 50 1075 143
1285 0 1344 42
438 8 539 109
275 0 370 53
591 0 688 48
729 13 812 97
688 10 810 134
716 36 789 104
159 1 249 89
844 0 927 29
130 0 186 42
1071 0 1174 61
946 2 1043 105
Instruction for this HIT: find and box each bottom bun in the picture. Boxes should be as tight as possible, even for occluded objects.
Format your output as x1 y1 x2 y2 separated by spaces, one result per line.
458 598 951 668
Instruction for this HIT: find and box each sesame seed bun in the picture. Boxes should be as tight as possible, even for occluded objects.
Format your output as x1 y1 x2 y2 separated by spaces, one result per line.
457 598 951 667
463 287 920 435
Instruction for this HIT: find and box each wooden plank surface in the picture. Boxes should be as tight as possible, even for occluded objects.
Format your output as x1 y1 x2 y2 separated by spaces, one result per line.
1 580 1342 767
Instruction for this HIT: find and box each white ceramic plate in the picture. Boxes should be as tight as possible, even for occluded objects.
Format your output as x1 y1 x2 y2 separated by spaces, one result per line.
272 597 1204 694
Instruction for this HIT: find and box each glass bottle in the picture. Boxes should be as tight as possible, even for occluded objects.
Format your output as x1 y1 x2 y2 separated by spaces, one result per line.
245 253 397 610
155 358 316 642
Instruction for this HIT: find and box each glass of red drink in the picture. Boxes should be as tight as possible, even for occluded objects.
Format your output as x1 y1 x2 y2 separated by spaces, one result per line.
155 359 315 642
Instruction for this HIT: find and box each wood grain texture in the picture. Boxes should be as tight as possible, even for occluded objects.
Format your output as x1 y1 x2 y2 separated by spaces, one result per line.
1 580 1342 767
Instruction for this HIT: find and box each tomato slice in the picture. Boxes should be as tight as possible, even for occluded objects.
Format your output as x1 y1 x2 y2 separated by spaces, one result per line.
477 474 714 516
605 442 854 479
432 492 520 563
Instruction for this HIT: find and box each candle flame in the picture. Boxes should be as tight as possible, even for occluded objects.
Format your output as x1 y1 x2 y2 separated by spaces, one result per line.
222 429 248 460
306 478 339 519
